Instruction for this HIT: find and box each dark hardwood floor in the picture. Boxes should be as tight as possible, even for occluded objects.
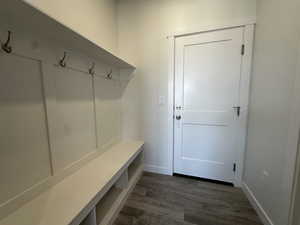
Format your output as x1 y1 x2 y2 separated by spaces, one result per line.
114 172 263 225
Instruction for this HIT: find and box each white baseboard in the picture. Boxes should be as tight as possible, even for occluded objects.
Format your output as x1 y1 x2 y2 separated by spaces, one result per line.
242 182 274 225
144 164 172 175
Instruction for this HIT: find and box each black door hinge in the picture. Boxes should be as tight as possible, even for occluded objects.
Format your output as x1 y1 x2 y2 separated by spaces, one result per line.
233 163 237 172
233 106 241 117
241 44 245 55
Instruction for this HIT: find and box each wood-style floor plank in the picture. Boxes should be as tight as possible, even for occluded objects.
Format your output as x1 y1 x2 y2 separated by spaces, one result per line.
114 172 263 225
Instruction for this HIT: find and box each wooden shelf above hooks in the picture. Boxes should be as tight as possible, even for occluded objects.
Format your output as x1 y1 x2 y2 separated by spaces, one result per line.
0 0 136 70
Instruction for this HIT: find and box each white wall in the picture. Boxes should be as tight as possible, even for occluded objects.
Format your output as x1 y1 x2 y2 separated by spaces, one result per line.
244 0 300 224
23 0 118 54
117 0 257 173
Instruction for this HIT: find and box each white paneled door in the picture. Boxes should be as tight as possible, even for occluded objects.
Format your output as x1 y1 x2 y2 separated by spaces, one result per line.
174 27 244 183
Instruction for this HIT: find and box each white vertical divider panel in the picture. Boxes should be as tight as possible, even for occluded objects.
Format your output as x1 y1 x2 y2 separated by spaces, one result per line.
0 53 52 206
40 63 57 175
115 170 129 190
94 73 122 152
44 65 97 173
80 208 97 225
91 75 99 149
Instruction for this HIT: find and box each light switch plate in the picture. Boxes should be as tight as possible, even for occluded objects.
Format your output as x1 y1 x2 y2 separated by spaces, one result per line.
158 96 165 105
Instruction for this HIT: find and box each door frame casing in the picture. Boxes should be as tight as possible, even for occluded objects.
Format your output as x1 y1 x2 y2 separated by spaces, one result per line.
166 23 255 187
288 42 300 225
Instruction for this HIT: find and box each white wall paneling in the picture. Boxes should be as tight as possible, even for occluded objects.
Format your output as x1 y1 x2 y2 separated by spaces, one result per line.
0 20 130 219
43 65 97 173
94 75 122 151
0 53 52 207
0 0 139 222
120 69 142 141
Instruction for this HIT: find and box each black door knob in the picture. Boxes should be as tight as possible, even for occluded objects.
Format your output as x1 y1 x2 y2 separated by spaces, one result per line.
176 115 181 120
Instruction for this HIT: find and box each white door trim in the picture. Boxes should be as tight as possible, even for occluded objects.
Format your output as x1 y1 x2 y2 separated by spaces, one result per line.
287 42 300 225
166 19 256 38
289 130 300 225
166 23 255 186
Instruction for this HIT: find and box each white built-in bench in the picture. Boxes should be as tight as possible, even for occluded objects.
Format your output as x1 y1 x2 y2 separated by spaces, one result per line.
0 141 144 225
